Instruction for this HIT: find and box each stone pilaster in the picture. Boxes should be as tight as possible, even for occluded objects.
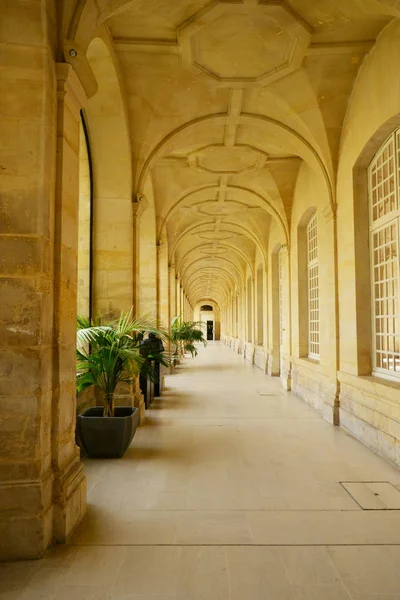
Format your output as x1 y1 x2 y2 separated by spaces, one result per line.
323 203 340 426
169 263 176 323
132 198 145 313
51 63 87 544
133 376 146 422
279 245 292 391
156 240 169 328
0 58 87 560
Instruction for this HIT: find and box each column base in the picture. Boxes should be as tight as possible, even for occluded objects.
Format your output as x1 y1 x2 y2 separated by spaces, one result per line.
0 473 53 561
52 450 86 544
267 350 280 377
0 453 86 561
323 392 340 426
280 361 292 391
134 377 145 423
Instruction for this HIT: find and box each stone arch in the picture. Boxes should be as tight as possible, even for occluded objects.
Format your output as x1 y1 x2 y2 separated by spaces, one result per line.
137 113 334 210
158 184 289 245
84 34 133 317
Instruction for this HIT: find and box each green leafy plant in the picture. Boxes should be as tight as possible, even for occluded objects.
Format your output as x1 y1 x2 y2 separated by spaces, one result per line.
170 315 207 357
76 309 169 417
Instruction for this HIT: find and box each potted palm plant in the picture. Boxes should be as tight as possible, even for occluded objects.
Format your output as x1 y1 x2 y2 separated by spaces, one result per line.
170 315 207 358
76 309 168 458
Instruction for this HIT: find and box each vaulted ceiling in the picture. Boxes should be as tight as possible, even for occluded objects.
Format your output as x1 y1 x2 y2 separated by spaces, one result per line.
87 0 394 307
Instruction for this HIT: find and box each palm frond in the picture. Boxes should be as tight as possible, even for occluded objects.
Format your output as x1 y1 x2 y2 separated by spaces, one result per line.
77 315 92 330
77 325 113 347
170 316 207 357
76 307 169 416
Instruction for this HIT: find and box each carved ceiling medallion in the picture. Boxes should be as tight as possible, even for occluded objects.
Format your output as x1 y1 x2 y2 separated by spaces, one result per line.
200 246 227 255
198 231 234 241
187 144 266 174
196 200 249 217
179 2 311 85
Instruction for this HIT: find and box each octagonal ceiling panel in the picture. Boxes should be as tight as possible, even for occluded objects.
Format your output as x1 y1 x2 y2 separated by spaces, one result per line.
197 200 250 217
179 2 312 84
200 246 227 255
188 144 266 174
198 231 235 241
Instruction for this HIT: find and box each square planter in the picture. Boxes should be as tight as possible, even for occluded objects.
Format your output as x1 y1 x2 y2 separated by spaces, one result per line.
77 406 139 458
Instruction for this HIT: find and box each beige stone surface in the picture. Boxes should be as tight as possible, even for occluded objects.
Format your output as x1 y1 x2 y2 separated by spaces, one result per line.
5 0 400 563
0 3 86 561
2 345 400 597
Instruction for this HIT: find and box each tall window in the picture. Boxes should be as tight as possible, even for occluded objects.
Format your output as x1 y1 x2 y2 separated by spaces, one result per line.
247 277 252 342
77 113 93 319
369 131 400 378
235 294 239 338
307 212 319 359
257 266 264 345
278 248 284 351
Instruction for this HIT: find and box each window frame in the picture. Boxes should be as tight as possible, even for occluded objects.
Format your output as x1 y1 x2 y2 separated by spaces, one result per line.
369 129 400 381
307 211 320 360
278 247 284 351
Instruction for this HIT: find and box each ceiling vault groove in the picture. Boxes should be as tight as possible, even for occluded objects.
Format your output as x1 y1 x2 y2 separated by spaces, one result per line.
181 256 245 285
158 184 288 243
170 219 269 266
177 242 255 277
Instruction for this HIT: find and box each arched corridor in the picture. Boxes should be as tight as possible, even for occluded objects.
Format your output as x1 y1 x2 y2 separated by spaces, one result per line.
4 0 400 579
3 344 400 597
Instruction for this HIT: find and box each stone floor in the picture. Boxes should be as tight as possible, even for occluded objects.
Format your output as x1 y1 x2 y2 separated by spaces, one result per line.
3 342 400 599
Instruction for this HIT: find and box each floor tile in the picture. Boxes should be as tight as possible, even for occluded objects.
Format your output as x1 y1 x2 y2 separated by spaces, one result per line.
279 547 342 585
24 567 69 595
0 561 39 596
175 547 230 600
327 546 400 597
110 595 175 600
175 511 253 544
291 584 352 600
113 547 180 595
247 510 400 545
53 586 112 600
71 511 177 545
5 344 400 597
226 546 293 600
65 546 126 587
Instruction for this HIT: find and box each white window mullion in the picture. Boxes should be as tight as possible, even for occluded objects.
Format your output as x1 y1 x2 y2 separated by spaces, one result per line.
279 248 283 348
307 212 319 360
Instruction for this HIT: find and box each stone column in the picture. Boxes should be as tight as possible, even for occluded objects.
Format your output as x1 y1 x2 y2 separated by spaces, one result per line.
157 240 169 328
0 34 57 561
322 204 340 425
132 200 144 313
133 378 145 423
169 263 176 323
51 63 87 544
130 199 146 421
168 263 177 371
0 60 87 560
176 278 181 316
280 245 292 390
180 285 184 319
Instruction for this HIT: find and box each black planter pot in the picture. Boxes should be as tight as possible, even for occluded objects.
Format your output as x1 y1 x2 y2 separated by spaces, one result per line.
77 406 139 458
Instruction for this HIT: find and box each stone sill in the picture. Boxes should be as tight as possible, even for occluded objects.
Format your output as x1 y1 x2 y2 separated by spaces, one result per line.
338 370 400 407
291 356 324 375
